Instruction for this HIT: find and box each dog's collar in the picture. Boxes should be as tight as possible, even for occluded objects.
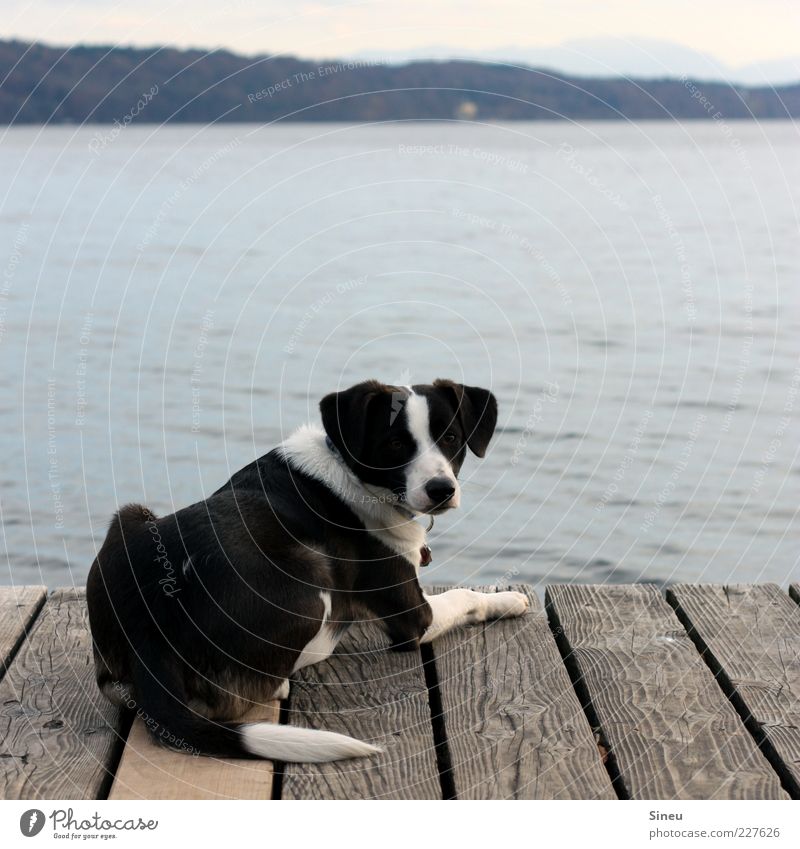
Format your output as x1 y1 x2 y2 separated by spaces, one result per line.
394 503 416 520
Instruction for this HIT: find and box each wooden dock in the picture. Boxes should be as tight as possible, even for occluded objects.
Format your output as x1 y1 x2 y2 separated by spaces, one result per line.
1 582 799 800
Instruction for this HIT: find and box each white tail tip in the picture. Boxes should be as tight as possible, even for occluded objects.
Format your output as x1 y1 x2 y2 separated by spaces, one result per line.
241 722 382 763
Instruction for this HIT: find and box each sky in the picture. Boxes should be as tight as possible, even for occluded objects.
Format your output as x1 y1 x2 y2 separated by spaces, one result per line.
4 1 800 81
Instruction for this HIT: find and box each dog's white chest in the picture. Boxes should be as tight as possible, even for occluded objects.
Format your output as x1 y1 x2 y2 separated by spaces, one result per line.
292 591 341 673
280 424 427 568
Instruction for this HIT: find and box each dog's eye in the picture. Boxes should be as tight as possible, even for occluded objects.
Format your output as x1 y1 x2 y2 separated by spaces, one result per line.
443 432 457 444
389 438 404 451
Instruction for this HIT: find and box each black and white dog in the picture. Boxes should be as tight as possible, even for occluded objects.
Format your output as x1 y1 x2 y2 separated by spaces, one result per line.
87 379 528 762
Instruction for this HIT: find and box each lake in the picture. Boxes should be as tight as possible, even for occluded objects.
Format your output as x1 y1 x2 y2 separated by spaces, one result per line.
1 120 798 593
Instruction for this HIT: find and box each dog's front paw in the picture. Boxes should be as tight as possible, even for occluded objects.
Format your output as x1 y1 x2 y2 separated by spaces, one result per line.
487 591 530 620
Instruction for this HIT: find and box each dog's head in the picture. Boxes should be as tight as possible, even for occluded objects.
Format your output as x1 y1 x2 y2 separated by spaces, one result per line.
320 379 497 515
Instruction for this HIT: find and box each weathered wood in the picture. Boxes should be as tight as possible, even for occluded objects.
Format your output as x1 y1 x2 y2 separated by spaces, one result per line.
0 586 46 676
546 583 788 799
0 588 127 799
3 582 798 801
427 585 616 799
668 584 800 797
281 621 441 799
109 702 280 799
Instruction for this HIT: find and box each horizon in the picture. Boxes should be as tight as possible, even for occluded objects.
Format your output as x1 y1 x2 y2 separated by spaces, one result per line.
2 33 800 88
3 0 800 85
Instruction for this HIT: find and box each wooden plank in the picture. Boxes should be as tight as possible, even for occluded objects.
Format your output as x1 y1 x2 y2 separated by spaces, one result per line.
281 620 441 799
545 584 788 799
0 588 126 800
0 586 46 676
668 584 800 797
426 584 616 799
789 584 800 606
109 702 280 799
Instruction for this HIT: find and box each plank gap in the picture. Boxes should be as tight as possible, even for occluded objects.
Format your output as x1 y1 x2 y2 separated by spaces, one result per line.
420 641 457 800
269 696 290 801
96 708 134 800
544 591 629 800
0 587 47 681
280 622 441 799
666 590 800 800
0 588 128 800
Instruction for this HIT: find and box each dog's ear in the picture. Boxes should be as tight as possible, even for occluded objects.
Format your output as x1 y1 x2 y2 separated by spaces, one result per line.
433 379 498 457
319 380 386 465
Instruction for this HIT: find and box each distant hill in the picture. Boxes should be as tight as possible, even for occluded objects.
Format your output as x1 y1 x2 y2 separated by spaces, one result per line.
355 38 800 86
1 39 798 124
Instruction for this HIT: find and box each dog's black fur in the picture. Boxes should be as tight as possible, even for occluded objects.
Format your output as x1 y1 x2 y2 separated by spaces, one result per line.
86 379 497 760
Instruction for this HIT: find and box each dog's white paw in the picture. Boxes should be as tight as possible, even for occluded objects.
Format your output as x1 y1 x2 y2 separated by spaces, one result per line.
487 591 530 620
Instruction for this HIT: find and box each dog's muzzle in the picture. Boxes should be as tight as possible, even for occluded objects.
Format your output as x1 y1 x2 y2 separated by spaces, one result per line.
424 477 457 511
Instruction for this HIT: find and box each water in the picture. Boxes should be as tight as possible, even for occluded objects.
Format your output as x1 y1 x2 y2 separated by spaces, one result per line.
1 121 798 594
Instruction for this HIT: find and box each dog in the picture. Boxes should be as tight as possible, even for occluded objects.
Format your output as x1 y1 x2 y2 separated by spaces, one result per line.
87 379 529 762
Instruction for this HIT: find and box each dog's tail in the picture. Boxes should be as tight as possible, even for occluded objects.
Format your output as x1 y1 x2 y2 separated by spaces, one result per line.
237 723 381 763
130 647 380 763
126 603 378 764
93 504 379 763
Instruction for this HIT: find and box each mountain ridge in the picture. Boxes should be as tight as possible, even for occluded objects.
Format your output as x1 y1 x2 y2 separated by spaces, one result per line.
1 38 798 124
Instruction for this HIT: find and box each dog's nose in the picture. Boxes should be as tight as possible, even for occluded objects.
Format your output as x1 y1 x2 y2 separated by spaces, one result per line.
425 478 456 505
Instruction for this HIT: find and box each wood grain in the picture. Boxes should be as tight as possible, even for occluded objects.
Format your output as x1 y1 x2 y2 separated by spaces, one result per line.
109 702 280 799
281 620 441 799
546 583 787 799
0 586 46 676
668 583 800 797
426 584 616 799
0 588 126 799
